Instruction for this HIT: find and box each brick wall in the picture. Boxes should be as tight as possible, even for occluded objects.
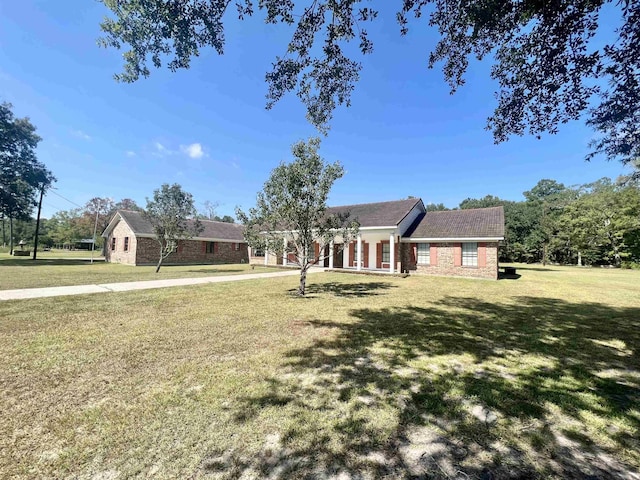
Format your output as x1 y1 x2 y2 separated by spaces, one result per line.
133 237 249 265
400 242 499 280
104 220 137 265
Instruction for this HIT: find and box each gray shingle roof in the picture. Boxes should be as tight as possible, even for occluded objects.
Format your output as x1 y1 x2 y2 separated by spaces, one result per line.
404 206 505 239
117 210 245 241
327 198 422 227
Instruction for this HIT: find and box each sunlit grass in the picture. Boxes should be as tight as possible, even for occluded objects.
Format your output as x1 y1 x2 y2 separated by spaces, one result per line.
0 265 638 478
0 253 276 289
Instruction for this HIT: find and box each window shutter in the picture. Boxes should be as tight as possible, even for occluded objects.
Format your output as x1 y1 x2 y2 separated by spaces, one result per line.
430 245 438 266
363 242 369 268
478 242 487 267
213 242 218 254
411 243 417 265
454 243 462 266
202 241 206 253
376 243 382 269
314 242 320 264
349 242 355 267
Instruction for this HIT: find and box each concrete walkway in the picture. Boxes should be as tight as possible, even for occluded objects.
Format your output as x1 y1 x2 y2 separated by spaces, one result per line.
0 269 321 301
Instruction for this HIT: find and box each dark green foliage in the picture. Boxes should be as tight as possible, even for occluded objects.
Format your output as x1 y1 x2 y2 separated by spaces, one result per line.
236 137 358 295
424 202 449 211
1 102 55 254
144 183 203 273
462 178 640 265
99 1 639 165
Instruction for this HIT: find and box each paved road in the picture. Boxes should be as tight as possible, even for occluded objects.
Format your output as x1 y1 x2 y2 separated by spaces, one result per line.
0 269 321 301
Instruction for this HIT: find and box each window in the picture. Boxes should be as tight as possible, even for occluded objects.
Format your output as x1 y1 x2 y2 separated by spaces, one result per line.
206 242 215 254
417 243 430 264
253 246 265 257
235 243 241 251
382 243 390 263
124 237 129 252
111 237 116 251
462 242 478 267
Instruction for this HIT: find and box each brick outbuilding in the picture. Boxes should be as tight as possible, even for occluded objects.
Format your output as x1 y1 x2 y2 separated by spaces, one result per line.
102 210 248 266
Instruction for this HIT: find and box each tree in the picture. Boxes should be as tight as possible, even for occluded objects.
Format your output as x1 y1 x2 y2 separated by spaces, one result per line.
144 183 203 273
0 102 55 254
237 138 358 295
424 202 449 212
79 197 116 250
559 179 640 266
99 1 639 166
198 201 235 223
114 198 143 211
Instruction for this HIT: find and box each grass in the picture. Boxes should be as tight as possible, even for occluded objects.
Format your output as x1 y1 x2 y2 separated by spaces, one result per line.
0 252 277 290
0 265 639 479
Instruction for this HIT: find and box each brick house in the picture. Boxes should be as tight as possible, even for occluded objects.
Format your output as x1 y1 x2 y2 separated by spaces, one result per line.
102 210 248 266
249 199 505 280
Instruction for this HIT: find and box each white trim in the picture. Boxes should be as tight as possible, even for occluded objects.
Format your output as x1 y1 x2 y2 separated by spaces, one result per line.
401 237 503 242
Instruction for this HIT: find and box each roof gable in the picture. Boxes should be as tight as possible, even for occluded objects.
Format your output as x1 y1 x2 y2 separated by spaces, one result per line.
405 206 505 239
327 198 423 228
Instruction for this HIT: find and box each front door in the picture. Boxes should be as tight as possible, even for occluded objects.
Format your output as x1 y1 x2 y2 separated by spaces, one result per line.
333 243 344 268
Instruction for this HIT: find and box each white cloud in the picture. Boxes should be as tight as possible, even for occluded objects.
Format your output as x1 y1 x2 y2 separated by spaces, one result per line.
71 129 91 140
155 142 167 152
125 150 136 157
180 143 204 159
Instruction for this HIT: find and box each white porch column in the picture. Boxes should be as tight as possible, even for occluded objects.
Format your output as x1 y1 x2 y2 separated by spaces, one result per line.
389 233 395 274
356 233 362 271
282 237 288 266
264 250 268 266
328 240 334 269
342 241 351 268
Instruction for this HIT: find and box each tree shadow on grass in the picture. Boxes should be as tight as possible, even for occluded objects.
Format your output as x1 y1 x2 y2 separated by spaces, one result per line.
287 281 396 298
202 296 640 479
0 258 101 267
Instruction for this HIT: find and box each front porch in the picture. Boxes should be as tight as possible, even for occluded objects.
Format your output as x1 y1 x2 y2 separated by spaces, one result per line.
307 230 402 274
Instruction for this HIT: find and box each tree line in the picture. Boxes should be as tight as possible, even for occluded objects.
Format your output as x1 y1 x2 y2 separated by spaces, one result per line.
1 196 235 252
456 178 640 267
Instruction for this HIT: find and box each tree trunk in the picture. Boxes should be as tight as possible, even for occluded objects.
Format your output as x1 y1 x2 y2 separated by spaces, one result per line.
298 265 309 296
2 216 5 247
9 216 14 255
156 253 165 273
577 251 582 267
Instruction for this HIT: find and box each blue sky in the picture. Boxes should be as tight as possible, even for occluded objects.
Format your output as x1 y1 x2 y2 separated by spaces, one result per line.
0 1 629 219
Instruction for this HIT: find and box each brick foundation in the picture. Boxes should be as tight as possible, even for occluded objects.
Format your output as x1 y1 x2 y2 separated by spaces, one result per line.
400 242 499 280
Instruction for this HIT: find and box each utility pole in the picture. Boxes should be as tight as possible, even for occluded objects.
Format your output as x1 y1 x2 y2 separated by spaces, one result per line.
91 200 100 263
32 185 45 261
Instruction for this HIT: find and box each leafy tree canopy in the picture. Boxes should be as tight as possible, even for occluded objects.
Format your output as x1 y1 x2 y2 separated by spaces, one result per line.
236 137 358 295
145 183 203 272
99 1 639 165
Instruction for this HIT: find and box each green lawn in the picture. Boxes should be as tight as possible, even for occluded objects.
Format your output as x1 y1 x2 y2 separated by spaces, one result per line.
1 266 639 479
0 253 277 290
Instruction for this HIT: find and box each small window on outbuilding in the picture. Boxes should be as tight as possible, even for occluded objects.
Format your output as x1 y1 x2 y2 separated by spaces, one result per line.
111 237 116 251
462 242 478 267
124 237 129 252
206 242 215 254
